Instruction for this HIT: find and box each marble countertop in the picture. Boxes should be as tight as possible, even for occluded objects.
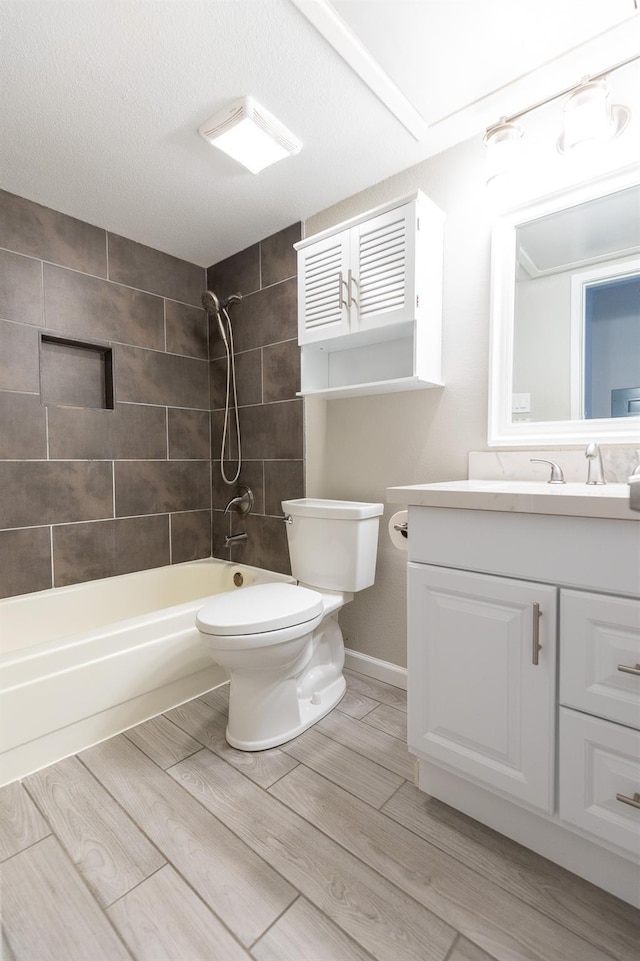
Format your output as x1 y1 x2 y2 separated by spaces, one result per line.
387 480 639 521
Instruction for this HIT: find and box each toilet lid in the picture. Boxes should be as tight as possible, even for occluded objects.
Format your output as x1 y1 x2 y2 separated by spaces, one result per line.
196 582 323 636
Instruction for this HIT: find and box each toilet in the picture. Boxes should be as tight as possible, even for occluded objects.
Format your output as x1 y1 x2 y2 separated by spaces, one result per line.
196 498 384 750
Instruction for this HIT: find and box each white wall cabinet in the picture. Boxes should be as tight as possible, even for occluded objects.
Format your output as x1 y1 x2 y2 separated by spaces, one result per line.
408 564 556 813
403 504 640 907
295 192 444 398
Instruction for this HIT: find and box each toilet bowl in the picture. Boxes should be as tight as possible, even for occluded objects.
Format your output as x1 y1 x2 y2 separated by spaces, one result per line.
196 498 383 750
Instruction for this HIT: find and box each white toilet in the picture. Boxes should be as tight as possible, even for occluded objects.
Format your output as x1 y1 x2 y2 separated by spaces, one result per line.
196 498 383 750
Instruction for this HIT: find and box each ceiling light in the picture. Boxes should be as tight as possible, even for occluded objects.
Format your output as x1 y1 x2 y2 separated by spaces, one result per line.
483 119 523 183
199 96 302 174
557 78 630 153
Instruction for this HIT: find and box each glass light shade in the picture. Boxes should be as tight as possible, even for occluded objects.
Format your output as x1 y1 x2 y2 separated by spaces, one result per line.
483 120 523 183
211 118 291 174
560 79 613 151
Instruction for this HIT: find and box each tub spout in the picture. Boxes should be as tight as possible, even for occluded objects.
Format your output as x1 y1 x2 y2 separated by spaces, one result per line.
225 532 248 548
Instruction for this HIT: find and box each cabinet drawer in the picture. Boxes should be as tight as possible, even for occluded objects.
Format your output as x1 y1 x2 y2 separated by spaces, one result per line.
560 590 640 729
559 708 640 862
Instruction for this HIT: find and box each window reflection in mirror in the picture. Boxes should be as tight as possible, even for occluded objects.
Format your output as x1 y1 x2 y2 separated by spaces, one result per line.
512 183 640 424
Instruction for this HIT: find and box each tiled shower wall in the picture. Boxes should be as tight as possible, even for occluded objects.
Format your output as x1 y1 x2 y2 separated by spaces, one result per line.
0 191 211 599
207 222 304 574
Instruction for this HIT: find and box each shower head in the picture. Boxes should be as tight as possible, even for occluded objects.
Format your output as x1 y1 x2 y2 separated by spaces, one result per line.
201 289 228 346
201 290 221 315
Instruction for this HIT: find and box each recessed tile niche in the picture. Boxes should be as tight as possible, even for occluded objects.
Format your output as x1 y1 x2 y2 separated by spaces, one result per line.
40 334 114 410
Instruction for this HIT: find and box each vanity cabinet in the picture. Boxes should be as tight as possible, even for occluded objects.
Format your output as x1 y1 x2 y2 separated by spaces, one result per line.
294 191 444 398
395 496 640 907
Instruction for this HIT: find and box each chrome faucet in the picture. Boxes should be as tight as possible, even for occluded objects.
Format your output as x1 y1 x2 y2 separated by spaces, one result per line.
585 443 606 485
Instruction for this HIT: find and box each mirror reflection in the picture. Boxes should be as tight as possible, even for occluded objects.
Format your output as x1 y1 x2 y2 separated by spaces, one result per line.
512 183 640 423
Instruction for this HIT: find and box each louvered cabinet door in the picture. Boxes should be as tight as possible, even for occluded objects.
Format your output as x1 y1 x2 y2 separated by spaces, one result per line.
353 204 417 333
297 231 351 344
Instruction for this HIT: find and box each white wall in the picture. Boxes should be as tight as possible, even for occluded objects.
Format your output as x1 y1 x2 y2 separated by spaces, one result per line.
304 136 493 668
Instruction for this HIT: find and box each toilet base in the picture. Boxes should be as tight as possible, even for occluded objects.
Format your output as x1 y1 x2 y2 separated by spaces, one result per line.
225 673 346 751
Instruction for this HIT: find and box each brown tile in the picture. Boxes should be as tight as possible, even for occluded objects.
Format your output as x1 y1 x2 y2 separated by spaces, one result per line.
0 527 52 599
210 349 262 408
260 222 301 287
48 404 167 460
0 392 46 459
108 234 204 307
211 409 239 462
264 461 304 516
0 250 43 326
0 320 40 392
170 511 212 564
165 300 208 359
40 338 112 410
240 400 303 460
115 461 210 517
207 244 260 303
44 264 164 350
0 191 107 277
0 461 112 529
230 513 291 574
212 460 264 514
116 345 209 409
212 508 231 559
263 339 300 403
53 515 170 587
228 278 297 354
168 408 210 460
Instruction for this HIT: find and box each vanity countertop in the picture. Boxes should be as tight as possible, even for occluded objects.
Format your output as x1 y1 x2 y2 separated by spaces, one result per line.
387 480 639 521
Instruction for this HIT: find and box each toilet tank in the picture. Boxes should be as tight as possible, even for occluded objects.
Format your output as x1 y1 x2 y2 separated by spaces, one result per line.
281 498 384 592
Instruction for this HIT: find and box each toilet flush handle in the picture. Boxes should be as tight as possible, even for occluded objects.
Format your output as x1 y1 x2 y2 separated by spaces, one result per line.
281 514 293 524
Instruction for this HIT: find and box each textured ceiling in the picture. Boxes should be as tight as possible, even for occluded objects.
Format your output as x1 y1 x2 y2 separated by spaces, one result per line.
1 0 637 266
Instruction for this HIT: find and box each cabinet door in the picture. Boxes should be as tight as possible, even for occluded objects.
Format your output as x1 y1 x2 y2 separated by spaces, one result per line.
560 589 640 730
353 203 416 333
297 231 351 344
408 563 557 813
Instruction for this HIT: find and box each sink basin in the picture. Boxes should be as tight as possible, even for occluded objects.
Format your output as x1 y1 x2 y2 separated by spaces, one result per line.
387 480 638 520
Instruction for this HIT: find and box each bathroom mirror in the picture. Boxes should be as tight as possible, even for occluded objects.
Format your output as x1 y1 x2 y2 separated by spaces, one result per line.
488 166 640 446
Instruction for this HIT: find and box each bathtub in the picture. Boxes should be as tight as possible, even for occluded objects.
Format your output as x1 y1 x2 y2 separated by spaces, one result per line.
0 559 293 786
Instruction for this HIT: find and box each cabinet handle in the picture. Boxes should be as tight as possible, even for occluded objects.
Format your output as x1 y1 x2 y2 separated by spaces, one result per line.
532 602 542 665
348 268 358 307
338 271 349 311
617 663 640 676
616 792 640 810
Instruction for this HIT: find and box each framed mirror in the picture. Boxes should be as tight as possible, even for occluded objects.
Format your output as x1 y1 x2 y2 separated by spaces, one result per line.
488 166 640 446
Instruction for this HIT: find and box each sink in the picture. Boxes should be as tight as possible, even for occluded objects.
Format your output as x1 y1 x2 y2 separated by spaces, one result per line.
387 480 639 520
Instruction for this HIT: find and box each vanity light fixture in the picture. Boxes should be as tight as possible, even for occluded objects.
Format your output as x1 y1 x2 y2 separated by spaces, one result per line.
483 53 637 181
199 96 302 174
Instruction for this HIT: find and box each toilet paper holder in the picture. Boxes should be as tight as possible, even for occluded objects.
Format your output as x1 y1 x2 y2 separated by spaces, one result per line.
393 521 408 539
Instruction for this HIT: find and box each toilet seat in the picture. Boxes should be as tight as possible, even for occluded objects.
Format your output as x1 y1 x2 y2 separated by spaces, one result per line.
196 582 324 649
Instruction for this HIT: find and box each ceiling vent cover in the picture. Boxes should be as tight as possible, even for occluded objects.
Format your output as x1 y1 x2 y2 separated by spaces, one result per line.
198 96 302 174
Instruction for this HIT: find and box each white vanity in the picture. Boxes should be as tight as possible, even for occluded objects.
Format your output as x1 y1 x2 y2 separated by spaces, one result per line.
387 480 640 907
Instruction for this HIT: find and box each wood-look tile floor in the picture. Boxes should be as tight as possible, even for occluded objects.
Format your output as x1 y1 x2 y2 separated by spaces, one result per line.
1 669 639 961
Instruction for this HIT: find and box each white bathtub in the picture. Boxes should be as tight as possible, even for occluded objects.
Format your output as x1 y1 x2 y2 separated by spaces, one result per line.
0 559 293 786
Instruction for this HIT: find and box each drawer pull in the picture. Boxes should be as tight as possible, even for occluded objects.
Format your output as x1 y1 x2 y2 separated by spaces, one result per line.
616 792 640 810
532 602 542 666
617 663 640 677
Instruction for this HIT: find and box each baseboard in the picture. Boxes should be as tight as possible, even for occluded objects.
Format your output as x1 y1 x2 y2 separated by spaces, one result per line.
344 648 407 690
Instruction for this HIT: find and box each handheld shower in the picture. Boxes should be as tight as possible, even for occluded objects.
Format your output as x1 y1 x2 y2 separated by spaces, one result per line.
202 289 243 485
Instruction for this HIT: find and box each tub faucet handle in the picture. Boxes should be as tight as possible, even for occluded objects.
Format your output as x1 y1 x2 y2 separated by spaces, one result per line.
224 485 254 515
